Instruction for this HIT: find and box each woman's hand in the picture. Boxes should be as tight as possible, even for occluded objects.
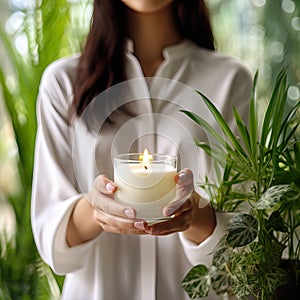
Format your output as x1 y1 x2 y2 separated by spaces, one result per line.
145 168 216 244
138 168 196 235
88 175 147 235
67 170 215 247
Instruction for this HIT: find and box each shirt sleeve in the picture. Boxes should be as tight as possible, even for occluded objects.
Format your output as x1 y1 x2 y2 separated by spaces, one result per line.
178 212 236 266
31 60 97 275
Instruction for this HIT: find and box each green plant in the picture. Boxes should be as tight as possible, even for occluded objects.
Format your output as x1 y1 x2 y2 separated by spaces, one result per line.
181 69 300 299
0 1 74 298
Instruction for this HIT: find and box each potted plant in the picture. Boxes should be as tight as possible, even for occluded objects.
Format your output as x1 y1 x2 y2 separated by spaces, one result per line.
181 69 300 299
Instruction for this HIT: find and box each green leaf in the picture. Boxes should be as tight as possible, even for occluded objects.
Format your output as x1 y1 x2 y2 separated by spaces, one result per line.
256 184 290 209
233 106 251 156
277 184 300 210
226 214 258 247
195 90 248 159
249 70 258 158
193 139 228 167
268 211 289 232
181 110 227 147
0 0 75 297
260 69 287 148
231 274 257 299
209 266 232 295
181 265 211 299
277 101 300 153
295 141 300 171
212 236 233 266
260 266 288 295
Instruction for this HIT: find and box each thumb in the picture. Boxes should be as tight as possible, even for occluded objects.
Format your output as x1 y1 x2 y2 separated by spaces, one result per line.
176 168 194 202
163 169 194 217
176 168 194 186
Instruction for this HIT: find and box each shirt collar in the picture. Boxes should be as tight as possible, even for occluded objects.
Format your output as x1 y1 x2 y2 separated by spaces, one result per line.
125 38 196 59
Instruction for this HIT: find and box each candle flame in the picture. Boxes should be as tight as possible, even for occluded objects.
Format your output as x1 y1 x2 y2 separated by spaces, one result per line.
139 148 153 169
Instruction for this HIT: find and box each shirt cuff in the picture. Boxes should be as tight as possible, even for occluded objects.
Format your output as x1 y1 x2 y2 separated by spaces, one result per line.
51 195 99 274
179 212 236 266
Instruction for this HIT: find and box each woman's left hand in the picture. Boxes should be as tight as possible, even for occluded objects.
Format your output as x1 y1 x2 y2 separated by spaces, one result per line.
136 168 196 235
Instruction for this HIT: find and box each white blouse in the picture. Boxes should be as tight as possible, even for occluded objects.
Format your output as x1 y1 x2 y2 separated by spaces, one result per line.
31 40 252 300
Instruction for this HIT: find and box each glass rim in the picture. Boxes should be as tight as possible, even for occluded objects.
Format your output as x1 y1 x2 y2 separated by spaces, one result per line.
113 152 177 163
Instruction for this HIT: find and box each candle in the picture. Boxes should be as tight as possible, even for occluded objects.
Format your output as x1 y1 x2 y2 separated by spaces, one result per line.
114 149 177 220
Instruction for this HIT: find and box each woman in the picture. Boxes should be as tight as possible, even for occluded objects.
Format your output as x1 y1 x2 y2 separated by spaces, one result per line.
31 0 252 299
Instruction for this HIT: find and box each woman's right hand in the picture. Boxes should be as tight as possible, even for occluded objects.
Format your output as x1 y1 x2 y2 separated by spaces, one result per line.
67 175 149 247
88 175 148 235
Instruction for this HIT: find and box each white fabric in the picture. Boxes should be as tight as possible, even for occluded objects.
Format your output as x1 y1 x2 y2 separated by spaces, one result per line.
31 40 252 300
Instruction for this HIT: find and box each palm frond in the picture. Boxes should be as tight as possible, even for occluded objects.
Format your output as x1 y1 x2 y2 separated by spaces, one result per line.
0 0 75 298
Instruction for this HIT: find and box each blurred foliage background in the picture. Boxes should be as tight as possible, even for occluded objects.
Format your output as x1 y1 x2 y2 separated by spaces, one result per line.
0 0 299 299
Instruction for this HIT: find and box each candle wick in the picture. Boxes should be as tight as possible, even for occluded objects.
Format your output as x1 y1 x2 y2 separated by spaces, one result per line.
144 165 148 170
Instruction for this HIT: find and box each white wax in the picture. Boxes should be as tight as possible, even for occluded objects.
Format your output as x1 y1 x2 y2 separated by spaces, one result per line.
114 163 176 219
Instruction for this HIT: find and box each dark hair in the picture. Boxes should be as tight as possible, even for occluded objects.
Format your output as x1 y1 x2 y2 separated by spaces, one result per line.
72 0 215 117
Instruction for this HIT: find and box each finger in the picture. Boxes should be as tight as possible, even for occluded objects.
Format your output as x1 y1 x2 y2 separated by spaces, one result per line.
92 191 136 218
93 175 117 195
175 168 193 186
175 169 194 204
91 176 136 218
163 198 193 217
100 222 148 235
95 210 147 235
163 168 194 217
150 209 193 235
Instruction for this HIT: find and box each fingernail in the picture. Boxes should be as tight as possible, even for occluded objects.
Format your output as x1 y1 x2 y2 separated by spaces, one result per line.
124 209 135 218
178 172 187 184
105 182 116 192
133 221 145 230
